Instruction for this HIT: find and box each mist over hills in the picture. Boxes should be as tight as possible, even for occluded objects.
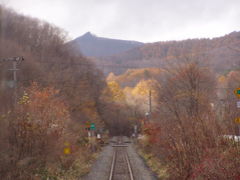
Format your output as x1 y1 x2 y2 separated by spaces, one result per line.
68 32 144 57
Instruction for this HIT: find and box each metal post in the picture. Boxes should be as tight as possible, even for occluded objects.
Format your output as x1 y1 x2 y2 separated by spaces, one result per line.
13 61 17 105
13 61 17 82
234 88 240 136
134 125 137 138
239 125 240 136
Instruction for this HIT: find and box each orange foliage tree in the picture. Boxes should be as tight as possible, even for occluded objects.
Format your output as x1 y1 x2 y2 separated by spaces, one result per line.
3 83 71 179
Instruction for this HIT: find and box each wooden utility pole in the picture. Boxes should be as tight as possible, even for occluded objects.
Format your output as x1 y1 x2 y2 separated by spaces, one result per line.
1 56 24 105
149 90 152 115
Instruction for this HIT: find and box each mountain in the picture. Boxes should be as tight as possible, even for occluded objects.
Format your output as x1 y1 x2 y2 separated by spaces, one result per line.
68 31 240 76
68 32 144 57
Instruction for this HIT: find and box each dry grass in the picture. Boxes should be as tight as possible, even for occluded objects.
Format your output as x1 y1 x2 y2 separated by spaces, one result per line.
137 147 169 179
34 149 99 180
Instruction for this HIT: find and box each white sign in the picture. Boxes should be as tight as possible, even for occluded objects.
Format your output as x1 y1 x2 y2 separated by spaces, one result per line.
237 101 240 108
134 125 137 133
88 131 91 137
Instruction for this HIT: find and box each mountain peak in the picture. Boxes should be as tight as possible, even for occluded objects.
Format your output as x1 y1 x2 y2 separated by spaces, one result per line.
69 33 144 57
80 32 96 39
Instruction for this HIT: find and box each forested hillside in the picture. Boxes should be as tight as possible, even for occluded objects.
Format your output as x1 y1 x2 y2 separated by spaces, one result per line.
95 32 240 75
107 68 162 87
0 5 125 179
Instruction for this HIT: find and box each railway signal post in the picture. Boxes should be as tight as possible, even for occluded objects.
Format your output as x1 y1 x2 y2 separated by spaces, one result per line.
234 88 240 135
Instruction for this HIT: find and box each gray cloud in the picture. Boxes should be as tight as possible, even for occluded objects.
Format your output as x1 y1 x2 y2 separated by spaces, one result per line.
1 0 240 42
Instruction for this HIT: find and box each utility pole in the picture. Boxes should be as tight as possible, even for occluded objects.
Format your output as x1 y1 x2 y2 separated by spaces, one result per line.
148 90 152 115
144 90 152 123
1 56 24 105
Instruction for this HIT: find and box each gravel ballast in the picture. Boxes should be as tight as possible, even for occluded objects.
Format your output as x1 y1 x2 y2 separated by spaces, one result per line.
82 136 157 180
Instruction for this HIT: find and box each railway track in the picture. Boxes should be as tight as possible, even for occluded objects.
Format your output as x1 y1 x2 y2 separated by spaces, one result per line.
109 137 134 180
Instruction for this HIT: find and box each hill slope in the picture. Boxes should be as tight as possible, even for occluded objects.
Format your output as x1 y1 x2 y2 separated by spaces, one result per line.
95 31 240 75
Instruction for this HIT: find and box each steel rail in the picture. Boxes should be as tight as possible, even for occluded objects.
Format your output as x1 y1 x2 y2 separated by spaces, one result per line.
108 149 116 180
109 136 134 180
125 149 134 180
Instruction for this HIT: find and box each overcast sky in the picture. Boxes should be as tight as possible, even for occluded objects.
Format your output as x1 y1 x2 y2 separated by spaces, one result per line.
1 0 240 42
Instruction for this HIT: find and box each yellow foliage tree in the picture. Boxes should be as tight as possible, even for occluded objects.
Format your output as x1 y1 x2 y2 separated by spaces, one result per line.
107 81 125 103
218 75 226 83
132 79 158 97
106 72 116 82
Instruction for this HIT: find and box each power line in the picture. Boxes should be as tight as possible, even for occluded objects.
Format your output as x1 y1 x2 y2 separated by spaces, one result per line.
32 60 154 69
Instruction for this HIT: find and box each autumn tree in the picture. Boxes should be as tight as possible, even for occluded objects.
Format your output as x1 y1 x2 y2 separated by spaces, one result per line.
221 70 240 135
154 60 219 178
106 81 125 103
0 83 71 179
